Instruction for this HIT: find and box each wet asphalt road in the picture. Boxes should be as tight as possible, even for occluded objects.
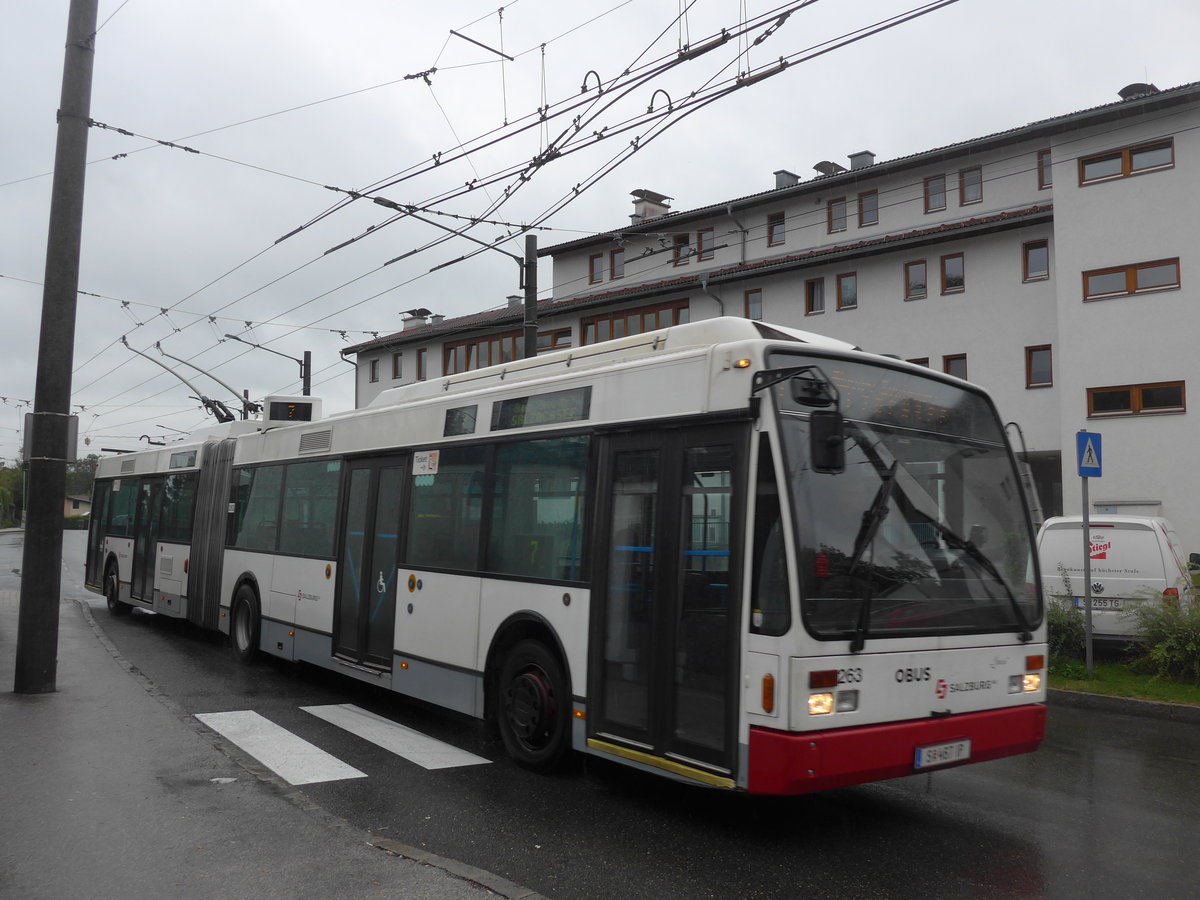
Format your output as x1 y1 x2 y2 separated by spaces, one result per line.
10 530 1200 898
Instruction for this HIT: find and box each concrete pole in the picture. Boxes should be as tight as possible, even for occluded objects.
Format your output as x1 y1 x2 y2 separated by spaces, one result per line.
15 0 99 694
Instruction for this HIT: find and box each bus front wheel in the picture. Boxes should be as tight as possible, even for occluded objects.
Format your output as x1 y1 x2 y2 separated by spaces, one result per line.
497 639 570 771
230 587 261 664
104 564 130 616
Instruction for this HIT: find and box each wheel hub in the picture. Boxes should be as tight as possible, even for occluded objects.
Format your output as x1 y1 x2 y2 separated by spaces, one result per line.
508 668 555 745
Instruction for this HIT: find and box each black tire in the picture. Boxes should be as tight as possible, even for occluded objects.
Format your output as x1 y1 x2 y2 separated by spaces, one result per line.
230 585 261 664
496 639 571 771
104 564 131 616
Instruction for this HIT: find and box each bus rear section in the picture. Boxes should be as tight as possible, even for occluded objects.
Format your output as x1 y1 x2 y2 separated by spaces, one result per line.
736 351 1046 794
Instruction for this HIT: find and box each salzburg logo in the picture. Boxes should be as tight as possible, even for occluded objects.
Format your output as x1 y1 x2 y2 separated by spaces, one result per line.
935 679 948 700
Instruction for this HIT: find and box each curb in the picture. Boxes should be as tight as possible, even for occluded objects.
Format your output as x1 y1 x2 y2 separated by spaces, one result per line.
1048 687 1200 724
75 597 548 900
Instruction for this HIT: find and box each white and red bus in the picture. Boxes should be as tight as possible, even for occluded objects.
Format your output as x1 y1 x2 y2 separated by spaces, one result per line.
86 317 1046 793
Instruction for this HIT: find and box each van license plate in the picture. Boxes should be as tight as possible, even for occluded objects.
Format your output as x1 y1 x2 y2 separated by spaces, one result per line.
914 739 971 770
1073 597 1123 610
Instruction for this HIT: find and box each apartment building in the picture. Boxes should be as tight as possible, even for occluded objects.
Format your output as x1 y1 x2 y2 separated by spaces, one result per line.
344 80 1200 550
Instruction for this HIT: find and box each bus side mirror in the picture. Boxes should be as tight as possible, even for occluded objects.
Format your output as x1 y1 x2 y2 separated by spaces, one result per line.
810 411 845 474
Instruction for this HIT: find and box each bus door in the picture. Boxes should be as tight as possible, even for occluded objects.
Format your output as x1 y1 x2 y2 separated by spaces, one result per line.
590 426 744 777
335 456 407 669
131 478 163 601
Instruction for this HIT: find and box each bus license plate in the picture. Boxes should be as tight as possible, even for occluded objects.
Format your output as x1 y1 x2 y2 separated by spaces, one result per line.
914 739 971 770
1073 597 1123 610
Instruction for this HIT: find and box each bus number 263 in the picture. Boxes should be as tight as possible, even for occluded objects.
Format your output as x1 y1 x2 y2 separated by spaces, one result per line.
838 668 863 684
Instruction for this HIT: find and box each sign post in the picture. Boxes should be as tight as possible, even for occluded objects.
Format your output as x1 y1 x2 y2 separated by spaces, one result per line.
1076 430 1102 679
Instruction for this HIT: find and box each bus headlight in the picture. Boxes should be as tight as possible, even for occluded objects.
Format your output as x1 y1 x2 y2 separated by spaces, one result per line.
808 692 834 715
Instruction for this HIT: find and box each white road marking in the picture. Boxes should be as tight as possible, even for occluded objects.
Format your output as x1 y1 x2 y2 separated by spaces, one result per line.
301 704 491 770
195 710 367 785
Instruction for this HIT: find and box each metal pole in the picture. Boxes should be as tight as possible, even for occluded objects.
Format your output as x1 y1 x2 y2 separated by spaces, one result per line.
523 234 538 358
15 0 99 694
1082 476 1094 679
302 350 312 396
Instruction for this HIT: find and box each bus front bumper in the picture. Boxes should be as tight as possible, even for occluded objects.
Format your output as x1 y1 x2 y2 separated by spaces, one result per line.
747 703 1047 795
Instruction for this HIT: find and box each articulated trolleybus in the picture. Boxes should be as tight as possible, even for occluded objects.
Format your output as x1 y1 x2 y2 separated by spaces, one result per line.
86 318 1046 793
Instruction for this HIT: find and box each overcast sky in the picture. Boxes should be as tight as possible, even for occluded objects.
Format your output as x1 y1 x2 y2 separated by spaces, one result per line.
2 0 1197 462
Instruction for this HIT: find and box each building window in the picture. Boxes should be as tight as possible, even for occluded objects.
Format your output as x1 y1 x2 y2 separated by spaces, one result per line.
697 227 715 261
907 358 930 367
368 358 379 383
1037 149 1053 189
391 352 403 380
1024 240 1050 282
767 213 786 246
537 328 572 353
1088 381 1185 417
943 354 967 379
805 278 825 315
941 253 965 294
837 273 857 310
672 233 691 265
959 166 983 205
609 247 625 279
1083 258 1180 301
416 348 427 381
744 289 762 320
827 199 847 234
1026 345 1052 388
924 175 946 212
1079 139 1174 184
444 330 524 375
858 190 878 227
904 260 927 300
588 253 603 284
581 299 689 345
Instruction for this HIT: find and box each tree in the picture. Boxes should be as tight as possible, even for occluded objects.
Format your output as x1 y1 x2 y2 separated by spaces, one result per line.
65 454 98 499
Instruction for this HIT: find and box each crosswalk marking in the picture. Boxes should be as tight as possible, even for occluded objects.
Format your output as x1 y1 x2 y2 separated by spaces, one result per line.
196 710 367 785
302 703 491 770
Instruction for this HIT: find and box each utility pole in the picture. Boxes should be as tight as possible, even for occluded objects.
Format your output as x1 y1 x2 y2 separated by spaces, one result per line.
15 0 100 694
523 234 538 358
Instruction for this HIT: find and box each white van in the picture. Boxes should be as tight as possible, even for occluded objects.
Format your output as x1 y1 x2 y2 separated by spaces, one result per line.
1037 515 1194 641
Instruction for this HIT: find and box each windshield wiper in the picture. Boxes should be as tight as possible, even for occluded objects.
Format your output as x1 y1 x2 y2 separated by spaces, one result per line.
848 461 897 653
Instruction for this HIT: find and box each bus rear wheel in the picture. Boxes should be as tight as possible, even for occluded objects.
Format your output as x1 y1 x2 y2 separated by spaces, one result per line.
104 565 130 616
497 639 570 771
230 586 261 664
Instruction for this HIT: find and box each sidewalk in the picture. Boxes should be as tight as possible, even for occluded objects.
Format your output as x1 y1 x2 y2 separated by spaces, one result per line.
0 589 541 900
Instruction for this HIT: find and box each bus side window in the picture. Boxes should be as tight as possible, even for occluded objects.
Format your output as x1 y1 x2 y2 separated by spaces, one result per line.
751 442 790 636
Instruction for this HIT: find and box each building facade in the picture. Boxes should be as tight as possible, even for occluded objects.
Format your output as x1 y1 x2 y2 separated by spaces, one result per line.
345 81 1200 551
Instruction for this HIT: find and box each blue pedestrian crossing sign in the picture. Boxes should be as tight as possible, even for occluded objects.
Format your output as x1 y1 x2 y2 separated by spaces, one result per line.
1077 431 1102 478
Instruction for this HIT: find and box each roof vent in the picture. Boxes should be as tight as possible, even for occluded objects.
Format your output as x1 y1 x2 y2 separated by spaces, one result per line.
848 150 876 170
774 169 800 189
630 189 672 223
1118 82 1159 101
813 160 847 177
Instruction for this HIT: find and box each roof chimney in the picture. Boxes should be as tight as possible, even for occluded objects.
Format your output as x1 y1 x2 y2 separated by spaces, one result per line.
630 188 672 224
848 150 876 170
430 314 445 325
813 160 847 177
774 169 800 189
1118 82 1159 101
507 294 523 309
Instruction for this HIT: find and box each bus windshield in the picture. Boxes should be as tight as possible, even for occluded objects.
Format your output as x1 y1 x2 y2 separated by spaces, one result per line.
769 355 1040 641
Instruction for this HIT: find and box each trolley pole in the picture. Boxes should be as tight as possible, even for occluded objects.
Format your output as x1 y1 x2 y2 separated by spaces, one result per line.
15 0 100 694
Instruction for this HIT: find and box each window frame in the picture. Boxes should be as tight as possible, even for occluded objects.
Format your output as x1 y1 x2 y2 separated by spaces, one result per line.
368 358 380 383
805 278 825 315
1088 381 1186 418
1025 344 1053 389
391 351 403 380
940 253 965 295
907 357 930 368
904 259 928 300
416 348 427 382
1037 149 1053 190
942 354 967 380
1082 258 1180 301
672 233 691 266
1023 240 1050 282
696 227 715 261
609 247 625 279
444 330 524 375
588 253 604 284
924 175 946 213
826 198 847 234
767 212 786 246
744 288 763 321
1079 138 1174 185
581 299 689 345
836 272 857 310
857 190 879 227
959 166 983 205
